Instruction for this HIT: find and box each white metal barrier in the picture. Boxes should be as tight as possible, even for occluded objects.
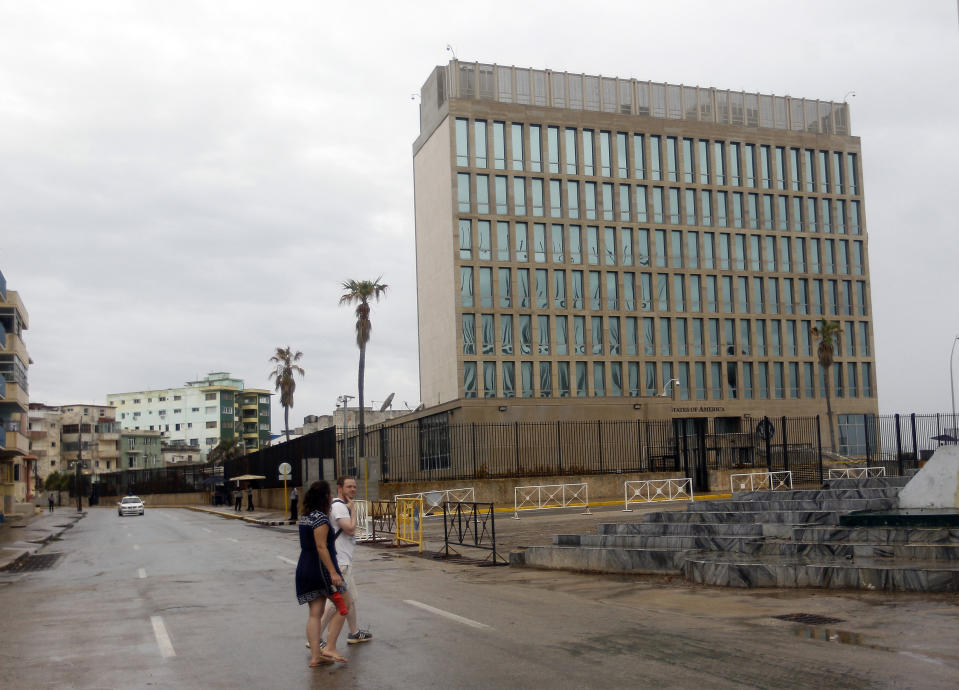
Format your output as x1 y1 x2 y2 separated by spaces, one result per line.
353 499 372 542
393 487 475 517
622 478 693 511
827 466 887 480
513 483 590 519
729 471 793 494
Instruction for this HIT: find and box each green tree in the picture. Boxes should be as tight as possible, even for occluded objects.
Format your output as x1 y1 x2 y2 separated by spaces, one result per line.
269 346 305 444
339 278 389 458
208 437 245 466
44 471 62 505
811 319 842 453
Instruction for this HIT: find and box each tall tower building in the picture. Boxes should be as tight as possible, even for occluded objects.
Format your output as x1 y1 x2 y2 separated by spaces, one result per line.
412 61 877 441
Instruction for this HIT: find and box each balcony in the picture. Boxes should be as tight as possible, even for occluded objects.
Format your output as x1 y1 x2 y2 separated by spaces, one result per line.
3 429 29 455
0 380 28 410
3 332 30 366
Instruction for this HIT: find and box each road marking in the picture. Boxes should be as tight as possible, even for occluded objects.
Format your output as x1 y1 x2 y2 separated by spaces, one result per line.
133 544 141 551
202 527 213 533
150 616 176 658
226 538 239 543
138 568 147 579
404 600 492 630
276 555 296 566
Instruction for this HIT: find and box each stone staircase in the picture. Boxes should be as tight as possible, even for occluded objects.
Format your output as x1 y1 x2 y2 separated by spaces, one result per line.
514 475 959 592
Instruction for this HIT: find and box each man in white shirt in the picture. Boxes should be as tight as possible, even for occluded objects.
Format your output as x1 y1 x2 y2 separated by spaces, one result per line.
319 476 373 645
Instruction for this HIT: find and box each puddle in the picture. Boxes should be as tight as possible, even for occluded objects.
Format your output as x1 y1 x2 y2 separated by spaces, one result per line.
794 626 863 646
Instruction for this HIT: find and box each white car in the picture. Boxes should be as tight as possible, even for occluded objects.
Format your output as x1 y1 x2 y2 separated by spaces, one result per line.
118 495 145 516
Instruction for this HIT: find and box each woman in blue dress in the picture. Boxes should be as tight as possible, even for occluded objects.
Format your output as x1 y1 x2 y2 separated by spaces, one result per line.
296 481 348 665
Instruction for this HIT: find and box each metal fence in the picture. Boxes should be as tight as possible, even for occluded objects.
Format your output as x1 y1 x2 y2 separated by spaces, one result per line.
222 428 335 489
336 415 824 488
90 465 215 497
835 413 958 476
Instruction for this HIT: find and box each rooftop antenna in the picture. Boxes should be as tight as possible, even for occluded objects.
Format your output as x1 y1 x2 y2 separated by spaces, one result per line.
380 393 395 411
446 44 457 60
842 91 856 103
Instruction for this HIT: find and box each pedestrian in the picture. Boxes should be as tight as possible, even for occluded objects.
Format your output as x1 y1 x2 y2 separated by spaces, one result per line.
48 493 55 513
234 487 242 512
289 486 299 522
319 476 373 647
296 481 348 666
246 485 254 511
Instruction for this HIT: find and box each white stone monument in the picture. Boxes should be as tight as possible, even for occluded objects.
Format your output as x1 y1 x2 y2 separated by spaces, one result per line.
898 445 959 509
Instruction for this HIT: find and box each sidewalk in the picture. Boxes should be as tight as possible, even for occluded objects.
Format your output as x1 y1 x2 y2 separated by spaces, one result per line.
0 506 87 570
185 504 296 526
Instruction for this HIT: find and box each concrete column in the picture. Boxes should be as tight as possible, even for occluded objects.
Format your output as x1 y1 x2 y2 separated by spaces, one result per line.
360 456 380 501
321 457 336 483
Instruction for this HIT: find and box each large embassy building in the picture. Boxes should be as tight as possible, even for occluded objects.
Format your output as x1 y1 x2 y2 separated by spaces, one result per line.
413 61 878 430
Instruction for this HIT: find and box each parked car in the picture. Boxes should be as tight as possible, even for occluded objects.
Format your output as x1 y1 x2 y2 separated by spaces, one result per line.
118 495 145 516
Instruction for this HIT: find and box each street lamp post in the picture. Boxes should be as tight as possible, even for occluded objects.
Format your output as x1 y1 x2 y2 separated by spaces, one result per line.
75 416 83 512
951 336 959 435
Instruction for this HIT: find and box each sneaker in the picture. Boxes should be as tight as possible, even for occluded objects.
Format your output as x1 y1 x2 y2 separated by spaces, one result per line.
305 640 326 649
347 630 373 644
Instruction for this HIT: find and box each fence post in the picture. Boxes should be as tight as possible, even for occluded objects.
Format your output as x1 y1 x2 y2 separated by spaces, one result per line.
637 420 644 472
514 422 520 475
556 421 563 474
910 413 918 471
764 416 772 472
815 415 823 484
781 416 789 476
894 413 903 476
597 421 604 473
471 423 477 479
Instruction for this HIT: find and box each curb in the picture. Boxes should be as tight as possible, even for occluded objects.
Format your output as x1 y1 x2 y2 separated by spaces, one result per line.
183 506 295 527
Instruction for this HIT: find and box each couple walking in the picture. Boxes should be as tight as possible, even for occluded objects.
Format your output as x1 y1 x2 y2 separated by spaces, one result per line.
295 476 372 667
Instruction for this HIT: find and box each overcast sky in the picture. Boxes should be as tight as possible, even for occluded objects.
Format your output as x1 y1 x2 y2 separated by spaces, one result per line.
2 0 957 431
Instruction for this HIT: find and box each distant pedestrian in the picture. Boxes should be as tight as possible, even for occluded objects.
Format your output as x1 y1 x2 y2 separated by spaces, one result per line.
297 481 348 666
48 493 55 513
247 486 254 511
290 486 299 522
320 476 373 647
234 488 242 512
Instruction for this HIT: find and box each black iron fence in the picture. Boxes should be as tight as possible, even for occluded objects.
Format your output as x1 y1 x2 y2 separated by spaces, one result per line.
335 412 958 488
221 428 336 489
443 502 506 565
90 465 215 497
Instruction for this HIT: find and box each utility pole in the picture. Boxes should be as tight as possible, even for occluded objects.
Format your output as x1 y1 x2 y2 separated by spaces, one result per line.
75 416 83 512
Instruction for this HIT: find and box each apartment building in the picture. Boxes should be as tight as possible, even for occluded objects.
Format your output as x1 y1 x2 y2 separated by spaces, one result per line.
0 270 31 512
412 61 878 440
106 372 271 456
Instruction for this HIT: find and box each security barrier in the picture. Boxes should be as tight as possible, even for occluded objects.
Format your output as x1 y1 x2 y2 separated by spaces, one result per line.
353 499 372 541
395 496 424 551
622 478 693 511
827 466 887 480
394 487 475 516
729 470 793 494
368 500 395 542
512 482 590 519
443 502 507 565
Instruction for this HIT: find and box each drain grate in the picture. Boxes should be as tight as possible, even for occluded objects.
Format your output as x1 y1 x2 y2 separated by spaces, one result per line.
0 553 63 573
774 612 845 626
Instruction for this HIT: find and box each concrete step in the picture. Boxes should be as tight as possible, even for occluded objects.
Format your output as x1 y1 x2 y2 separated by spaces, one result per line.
692 498 896 513
732 487 900 502
778 525 959 545
640 511 761 524
682 552 959 592
598 522 765 537
757 540 959 561
517 545 683 574
556 533 765 553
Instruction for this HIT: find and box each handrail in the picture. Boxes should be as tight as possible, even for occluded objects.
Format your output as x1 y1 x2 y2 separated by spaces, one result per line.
622 478 693 511
512 482 589 519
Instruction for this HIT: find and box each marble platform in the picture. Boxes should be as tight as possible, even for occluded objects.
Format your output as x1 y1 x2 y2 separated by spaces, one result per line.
512 475 959 592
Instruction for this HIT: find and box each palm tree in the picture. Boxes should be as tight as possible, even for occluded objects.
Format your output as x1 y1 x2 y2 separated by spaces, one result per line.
269 346 305 444
811 319 842 453
339 278 389 458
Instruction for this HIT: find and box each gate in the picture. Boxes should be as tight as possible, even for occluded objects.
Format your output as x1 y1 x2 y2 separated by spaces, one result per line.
673 418 709 493
751 416 823 487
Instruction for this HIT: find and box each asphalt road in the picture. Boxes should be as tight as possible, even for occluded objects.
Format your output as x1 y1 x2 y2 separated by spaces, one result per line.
1 507 958 689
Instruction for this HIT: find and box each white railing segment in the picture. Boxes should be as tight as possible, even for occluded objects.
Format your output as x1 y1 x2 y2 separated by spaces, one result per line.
622 478 693 511
729 470 793 494
353 499 372 542
512 482 590 519
827 466 887 480
393 487 475 517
